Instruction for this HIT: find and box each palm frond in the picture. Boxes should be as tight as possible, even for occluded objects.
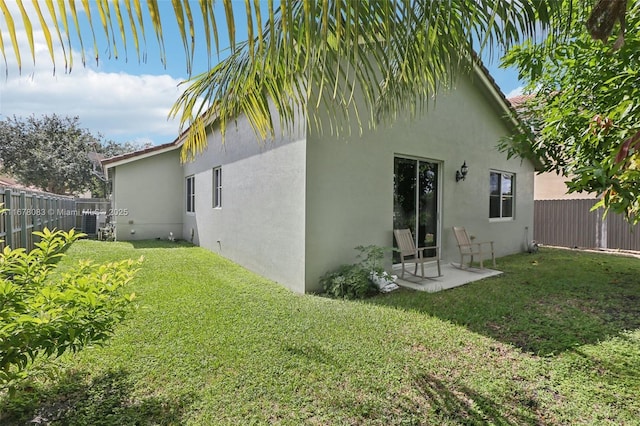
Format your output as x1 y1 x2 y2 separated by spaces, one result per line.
173 0 576 158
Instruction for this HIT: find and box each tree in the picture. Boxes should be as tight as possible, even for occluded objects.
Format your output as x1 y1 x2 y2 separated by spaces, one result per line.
501 1 640 223
0 0 583 161
0 115 142 196
0 227 141 391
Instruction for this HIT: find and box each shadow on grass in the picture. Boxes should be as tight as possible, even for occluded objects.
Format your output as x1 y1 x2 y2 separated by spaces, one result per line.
414 373 541 425
128 239 196 249
367 249 640 355
0 368 194 425
284 342 341 367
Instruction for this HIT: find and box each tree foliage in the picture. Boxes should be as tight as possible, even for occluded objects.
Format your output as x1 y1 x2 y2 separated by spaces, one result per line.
0 115 143 195
0 227 141 391
501 1 640 223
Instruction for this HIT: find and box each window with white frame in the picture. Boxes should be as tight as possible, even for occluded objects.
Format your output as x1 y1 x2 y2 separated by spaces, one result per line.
213 167 222 208
186 175 195 213
489 171 514 219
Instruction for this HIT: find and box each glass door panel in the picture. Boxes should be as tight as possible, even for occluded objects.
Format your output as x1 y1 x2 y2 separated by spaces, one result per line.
393 157 439 261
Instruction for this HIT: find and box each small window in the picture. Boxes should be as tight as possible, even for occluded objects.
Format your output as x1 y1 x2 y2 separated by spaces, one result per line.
213 167 222 208
490 171 514 219
186 175 195 213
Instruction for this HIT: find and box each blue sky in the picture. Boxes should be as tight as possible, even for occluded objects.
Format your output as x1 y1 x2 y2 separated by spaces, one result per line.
0 2 523 147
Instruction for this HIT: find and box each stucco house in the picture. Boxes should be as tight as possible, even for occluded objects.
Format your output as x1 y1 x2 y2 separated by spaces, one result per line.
102 62 535 294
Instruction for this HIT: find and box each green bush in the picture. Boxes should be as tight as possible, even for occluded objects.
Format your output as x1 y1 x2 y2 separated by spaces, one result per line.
320 245 392 299
320 264 373 299
0 227 141 391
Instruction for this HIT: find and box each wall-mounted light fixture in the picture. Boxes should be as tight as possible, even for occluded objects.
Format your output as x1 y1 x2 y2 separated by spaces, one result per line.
455 161 469 182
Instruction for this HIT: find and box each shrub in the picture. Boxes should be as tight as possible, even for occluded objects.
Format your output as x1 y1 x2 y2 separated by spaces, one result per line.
320 264 373 299
0 227 141 391
320 245 393 299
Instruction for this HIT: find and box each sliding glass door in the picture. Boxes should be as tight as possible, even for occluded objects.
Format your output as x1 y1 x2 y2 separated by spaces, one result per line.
393 157 439 260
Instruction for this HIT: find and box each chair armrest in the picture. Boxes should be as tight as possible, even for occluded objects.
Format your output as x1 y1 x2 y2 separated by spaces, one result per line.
417 246 439 257
472 241 494 247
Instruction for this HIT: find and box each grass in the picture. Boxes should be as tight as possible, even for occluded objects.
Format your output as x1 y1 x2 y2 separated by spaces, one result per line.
1 240 639 425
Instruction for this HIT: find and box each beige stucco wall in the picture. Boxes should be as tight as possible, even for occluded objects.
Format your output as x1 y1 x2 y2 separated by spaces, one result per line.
181 116 308 293
534 173 597 200
304 73 535 292
109 69 534 294
110 149 184 241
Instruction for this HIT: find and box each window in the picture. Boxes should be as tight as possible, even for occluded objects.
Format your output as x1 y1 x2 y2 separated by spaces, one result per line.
213 167 222 208
186 175 195 213
489 171 514 219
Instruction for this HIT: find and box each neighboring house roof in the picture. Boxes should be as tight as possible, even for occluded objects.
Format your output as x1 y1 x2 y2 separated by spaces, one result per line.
102 55 521 170
0 173 43 192
0 174 21 187
507 94 534 109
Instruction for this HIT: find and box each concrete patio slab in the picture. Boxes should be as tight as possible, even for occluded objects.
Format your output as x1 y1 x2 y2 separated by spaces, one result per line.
392 262 502 292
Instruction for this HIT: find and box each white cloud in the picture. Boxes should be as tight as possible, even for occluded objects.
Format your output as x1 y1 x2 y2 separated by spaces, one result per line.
0 2 186 145
505 86 524 99
0 69 184 144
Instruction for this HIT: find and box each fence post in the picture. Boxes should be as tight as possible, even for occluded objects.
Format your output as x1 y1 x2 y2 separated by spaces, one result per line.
601 212 608 250
20 192 28 249
53 198 59 229
37 195 43 231
68 198 75 229
4 189 13 248
47 197 52 229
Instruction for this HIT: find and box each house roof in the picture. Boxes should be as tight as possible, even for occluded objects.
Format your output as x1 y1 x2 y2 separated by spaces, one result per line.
0 173 42 192
470 54 521 130
102 54 520 170
101 139 183 170
0 173 76 197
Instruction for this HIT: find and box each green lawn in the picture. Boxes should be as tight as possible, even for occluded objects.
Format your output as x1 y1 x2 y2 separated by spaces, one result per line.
2 240 639 425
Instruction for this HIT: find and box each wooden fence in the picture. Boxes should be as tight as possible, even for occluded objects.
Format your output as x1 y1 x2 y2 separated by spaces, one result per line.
0 187 77 251
534 199 640 252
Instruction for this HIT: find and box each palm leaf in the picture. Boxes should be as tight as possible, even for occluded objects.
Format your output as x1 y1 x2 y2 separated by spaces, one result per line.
131 0 148 62
0 22 6 77
56 0 74 71
15 0 34 67
0 0 22 72
171 0 574 158
45 0 69 72
80 0 100 66
146 0 166 68
170 0 190 74
67 0 86 67
112 0 129 61
123 0 142 64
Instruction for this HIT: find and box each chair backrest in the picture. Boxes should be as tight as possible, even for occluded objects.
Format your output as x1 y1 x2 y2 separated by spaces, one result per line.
452 226 472 252
394 229 417 256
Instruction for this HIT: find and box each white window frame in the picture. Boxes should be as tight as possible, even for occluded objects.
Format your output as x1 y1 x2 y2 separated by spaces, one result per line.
489 170 514 221
186 175 195 214
213 167 222 208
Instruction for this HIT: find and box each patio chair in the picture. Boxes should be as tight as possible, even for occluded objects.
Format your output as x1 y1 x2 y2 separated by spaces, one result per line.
452 226 496 269
393 229 442 279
